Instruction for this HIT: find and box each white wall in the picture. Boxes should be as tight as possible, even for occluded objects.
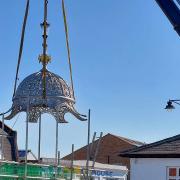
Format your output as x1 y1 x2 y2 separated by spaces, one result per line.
131 158 180 180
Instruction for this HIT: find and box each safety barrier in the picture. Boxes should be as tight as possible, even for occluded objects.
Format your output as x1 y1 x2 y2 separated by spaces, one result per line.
0 161 80 179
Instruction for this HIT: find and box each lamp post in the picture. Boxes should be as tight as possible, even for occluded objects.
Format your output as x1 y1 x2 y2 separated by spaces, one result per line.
165 99 180 110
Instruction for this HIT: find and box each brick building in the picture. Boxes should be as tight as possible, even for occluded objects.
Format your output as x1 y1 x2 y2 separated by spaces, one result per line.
63 133 144 171
0 121 18 161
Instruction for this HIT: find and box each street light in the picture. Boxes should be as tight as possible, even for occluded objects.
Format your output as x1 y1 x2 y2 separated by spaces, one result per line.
165 100 180 111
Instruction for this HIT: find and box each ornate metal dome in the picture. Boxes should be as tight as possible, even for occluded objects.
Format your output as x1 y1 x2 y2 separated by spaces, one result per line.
5 69 86 123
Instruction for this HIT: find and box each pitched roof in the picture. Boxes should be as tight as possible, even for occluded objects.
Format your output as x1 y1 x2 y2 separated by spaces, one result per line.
63 133 144 159
111 134 145 146
120 134 180 158
0 121 15 135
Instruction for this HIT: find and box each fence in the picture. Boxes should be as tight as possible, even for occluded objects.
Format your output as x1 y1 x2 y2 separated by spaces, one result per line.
0 161 81 179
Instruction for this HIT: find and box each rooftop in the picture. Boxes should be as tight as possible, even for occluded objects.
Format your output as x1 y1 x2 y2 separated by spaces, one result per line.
111 134 145 147
120 134 180 158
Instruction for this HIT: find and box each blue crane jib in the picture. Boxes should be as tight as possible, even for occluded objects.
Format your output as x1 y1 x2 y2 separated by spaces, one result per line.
155 0 180 36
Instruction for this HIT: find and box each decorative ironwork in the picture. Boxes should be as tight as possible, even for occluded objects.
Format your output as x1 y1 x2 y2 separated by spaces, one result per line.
5 69 86 123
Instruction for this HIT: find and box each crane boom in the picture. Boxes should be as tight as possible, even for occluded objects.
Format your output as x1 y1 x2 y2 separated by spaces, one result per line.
155 0 180 36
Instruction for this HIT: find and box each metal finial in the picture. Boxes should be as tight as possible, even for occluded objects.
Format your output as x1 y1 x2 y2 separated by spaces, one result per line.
38 0 51 99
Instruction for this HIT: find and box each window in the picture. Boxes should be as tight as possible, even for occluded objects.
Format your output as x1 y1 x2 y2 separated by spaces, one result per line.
169 168 176 176
167 167 180 180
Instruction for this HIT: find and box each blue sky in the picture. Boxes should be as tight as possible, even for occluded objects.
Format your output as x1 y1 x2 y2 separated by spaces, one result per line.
1 0 180 158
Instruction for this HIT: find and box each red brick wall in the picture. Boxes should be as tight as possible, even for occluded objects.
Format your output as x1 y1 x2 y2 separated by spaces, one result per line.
63 134 138 171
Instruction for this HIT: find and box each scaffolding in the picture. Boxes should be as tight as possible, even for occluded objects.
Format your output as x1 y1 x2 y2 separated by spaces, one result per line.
0 160 81 179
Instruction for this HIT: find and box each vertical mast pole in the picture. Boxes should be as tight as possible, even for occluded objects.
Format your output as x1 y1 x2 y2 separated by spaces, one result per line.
55 121 59 164
25 97 30 179
55 121 59 179
1 114 4 160
58 151 61 166
70 144 74 180
0 116 2 160
86 109 91 180
38 113 42 162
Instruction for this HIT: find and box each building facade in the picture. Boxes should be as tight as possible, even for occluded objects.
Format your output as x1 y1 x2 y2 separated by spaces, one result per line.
120 134 180 180
130 158 180 180
0 121 18 161
63 133 144 177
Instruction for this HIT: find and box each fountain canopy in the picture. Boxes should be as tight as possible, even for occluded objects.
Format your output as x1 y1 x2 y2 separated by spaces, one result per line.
5 69 86 123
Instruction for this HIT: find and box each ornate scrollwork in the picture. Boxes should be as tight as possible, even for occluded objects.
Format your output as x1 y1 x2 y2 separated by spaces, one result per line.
5 69 86 123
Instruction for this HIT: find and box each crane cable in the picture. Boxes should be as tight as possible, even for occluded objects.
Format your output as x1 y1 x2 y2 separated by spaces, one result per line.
62 0 75 100
13 0 30 97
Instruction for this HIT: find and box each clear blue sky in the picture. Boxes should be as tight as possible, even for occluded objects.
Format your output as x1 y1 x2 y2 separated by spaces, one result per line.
1 0 180 158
